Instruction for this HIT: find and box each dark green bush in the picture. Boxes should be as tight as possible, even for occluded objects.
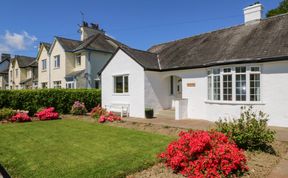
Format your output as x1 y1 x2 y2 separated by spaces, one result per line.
215 106 276 151
0 89 101 115
145 108 154 118
0 108 16 121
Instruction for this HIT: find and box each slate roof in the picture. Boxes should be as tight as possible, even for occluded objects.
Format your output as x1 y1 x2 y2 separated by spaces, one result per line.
41 42 51 51
120 46 159 70
0 69 8 75
12 56 36 68
55 37 82 52
147 13 288 70
65 69 85 78
20 78 33 84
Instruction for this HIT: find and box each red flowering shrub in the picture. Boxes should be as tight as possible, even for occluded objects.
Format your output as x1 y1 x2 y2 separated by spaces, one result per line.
90 105 107 119
35 107 59 121
97 111 121 123
159 130 248 178
10 112 31 122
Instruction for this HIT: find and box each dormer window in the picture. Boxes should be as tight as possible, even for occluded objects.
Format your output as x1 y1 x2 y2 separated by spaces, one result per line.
54 55 60 68
75 54 81 67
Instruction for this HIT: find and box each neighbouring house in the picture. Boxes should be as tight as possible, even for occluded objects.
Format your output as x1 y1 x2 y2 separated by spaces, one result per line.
8 55 37 90
0 54 11 90
37 22 123 89
100 3 288 127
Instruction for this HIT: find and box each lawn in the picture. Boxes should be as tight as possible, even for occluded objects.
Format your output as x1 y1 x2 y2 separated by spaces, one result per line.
0 119 173 178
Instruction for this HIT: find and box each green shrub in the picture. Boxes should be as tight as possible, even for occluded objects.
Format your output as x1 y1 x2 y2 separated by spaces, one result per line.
215 106 276 151
0 89 101 115
0 108 16 121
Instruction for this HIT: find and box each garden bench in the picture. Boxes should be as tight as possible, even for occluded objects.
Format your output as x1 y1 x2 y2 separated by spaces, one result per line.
105 103 130 118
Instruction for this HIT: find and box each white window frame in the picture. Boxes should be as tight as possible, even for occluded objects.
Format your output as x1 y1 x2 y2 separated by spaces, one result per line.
41 82 48 89
207 65 262 104
54 55 60 69
66 81 76 89
53 81 62 88
75 54 81 67
42 59 47 71
113 74 129 94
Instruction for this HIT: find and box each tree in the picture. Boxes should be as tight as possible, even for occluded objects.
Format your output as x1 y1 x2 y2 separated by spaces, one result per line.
266 0 288 17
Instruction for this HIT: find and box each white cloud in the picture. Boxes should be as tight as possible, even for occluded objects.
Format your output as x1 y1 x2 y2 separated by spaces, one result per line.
0 31 37 54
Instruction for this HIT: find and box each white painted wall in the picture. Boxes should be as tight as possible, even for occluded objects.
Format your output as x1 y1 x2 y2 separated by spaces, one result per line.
102 49 145 118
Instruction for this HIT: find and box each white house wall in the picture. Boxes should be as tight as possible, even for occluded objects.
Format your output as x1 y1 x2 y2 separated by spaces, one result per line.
143 61 288 127
38 47 50 88
50 41 66 88
101 50 145 118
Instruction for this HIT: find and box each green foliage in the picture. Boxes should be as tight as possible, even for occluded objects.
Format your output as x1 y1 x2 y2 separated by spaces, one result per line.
215 106 276 151
0 108 16 121
267 0 288 17
0 89 101 115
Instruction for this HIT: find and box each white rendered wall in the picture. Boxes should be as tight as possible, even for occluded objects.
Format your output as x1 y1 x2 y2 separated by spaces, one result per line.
101 50 145 118
38 47 50 88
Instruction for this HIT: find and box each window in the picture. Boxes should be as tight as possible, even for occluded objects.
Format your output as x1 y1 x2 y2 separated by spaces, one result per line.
223 68 232 101
54 55 60 68
235 67 246 101
66 82 75 89
170 76 174 95
213 69 220 100
27 70 32 79
41 82 48 88
75 55 81 67
15 69 19 78
10 71 12 79
114 75 129 94
250 67 260 101
42 59 47 70
95 79 100 89
53 81 61 88
207 66 261 102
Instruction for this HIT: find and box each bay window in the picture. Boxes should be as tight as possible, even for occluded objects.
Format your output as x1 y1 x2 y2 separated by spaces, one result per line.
114 75 129 94
207 66 261 102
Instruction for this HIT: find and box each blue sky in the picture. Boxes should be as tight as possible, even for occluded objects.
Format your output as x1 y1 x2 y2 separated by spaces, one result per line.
0 0 282 57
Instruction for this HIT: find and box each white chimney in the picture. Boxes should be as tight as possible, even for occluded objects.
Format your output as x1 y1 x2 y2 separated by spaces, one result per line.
80 22 105 41
243 2 264 24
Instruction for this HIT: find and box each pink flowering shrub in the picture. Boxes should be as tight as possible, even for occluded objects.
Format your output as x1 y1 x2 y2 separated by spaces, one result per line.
71 101 88 115
35 107 59 121
159 130 248 178
10 112 31 122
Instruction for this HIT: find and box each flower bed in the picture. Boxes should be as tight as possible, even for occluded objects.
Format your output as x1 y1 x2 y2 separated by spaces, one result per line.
159 130 248 177
35 107 60 121
90 105 121 123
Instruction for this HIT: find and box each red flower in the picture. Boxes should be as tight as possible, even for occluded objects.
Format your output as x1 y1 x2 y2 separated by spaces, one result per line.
159 130 248 177
10 112 31 122
35 107 59 121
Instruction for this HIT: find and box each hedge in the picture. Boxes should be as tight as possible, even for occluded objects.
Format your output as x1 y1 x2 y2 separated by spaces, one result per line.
0 89 101 115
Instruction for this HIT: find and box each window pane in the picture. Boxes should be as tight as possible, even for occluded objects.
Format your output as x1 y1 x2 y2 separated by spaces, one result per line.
250 73 260 101
236 74 246 101
213 75 220 100
124 76 129 93
208 76 212 100
223 68 231 73
114 76 123 93
213 68 220 74
223 75 232 101
251 67 260 72
236 67 246 73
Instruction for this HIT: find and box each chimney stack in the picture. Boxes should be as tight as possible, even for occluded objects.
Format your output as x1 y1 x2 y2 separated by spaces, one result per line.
243 2 263 24
79 21 105 41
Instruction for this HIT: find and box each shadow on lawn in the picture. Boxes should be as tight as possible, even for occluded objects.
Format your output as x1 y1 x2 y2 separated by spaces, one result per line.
0 164 11 178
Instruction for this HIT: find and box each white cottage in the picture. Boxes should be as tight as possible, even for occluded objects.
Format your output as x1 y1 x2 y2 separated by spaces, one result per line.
100 3 288 127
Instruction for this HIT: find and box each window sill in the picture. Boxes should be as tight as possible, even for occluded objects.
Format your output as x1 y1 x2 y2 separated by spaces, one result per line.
204 100 265 105
41 70 47 72
112 93 130 96
53 67 60 70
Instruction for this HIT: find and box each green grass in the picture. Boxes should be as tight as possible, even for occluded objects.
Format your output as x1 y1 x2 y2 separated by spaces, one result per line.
0 120 173 178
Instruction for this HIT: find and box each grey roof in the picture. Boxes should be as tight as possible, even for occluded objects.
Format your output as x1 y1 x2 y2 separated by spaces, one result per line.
120 46 159 70
20 78 33 84
24 60 38 68
0 68 8 75
41 42 51 51
13 56 36 68
65 70 85 78
55 37 82 52
73 34 116 53
147 13 288 70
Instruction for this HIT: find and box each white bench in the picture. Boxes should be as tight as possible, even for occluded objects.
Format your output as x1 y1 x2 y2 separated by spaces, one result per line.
105 104 130 118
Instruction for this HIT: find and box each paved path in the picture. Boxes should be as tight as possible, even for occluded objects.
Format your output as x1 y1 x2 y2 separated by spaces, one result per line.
268 152 288 178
